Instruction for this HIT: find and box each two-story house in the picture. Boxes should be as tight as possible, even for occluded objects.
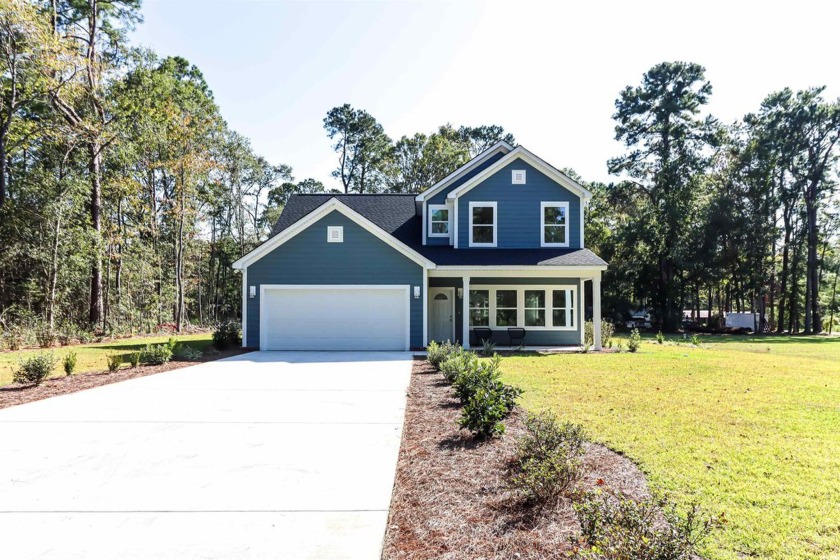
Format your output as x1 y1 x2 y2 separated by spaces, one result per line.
232 142 607 351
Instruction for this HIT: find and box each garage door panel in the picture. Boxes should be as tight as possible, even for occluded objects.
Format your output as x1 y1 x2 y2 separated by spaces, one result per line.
262 287 408 351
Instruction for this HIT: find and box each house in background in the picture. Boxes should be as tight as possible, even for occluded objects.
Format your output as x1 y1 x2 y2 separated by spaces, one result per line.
232 142 608 351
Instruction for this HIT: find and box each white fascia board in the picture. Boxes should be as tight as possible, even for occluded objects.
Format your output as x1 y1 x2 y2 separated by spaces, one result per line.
232 198 436 270
446 146 593 201
429 266 607 278
414 141 513 202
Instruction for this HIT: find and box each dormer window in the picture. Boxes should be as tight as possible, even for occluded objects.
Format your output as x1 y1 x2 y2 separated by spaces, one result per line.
541 202 569 247
512 169 526 184
428 205 450 237
469 201 497 247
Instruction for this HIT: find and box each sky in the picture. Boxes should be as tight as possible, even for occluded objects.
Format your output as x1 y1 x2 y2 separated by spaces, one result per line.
130 0 839 190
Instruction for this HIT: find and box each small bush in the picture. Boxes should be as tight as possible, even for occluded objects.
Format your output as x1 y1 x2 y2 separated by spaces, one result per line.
584 319 615 348
35 324 56 348
4 326 24 351
656 330 665 344
427 340 460 368
78 330 95 344
14 352 57 385
177 346 203 360
127 351 141 368
139 343 172 365
459 385 511 438
212 321 242 350
615 340 625 353
573 491 716 560
481 338 497 356
453 354 522 438
63 351 77 376
440 348 474 384
509 411 587 505
690 334 700 346
627 329 642 353
166 336 178 354
106 354 123 373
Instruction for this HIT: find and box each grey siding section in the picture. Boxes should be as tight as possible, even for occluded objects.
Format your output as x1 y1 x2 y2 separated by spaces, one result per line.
245 211 424 349
466 277 581 346
456 160 581 249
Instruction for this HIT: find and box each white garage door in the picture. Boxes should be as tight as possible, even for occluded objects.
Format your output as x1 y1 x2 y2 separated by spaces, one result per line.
261 285 410 351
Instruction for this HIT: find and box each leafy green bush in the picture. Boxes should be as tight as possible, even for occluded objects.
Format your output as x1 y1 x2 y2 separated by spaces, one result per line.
656 330 665 344
452 354 522 438
690 334 700 346
628 329 642 353
212 321 242 350
3 326 24 351
573 491 715 560
440 348 474 384
127 351 141 368
139 343 172 365
106 354 123 373
166 336 178 354
481 338 496 356
63 351 77 376
177 346 203 360
584 319 615 348
14 352 57 385
35 323 56 348
615 340 625 353
508 411 586 504
459 385 511 438
427 340 460 368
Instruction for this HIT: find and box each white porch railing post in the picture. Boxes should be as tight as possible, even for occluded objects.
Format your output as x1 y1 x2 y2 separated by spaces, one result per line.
593 275 602 351
462 276 470 349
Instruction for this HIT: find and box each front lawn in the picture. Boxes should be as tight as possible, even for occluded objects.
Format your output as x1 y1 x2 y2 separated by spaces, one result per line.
0 333 213 387
500 335 840 559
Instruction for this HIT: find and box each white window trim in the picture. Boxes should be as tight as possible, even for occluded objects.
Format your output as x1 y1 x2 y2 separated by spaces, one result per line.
541 201 570 248
327 225 344 243
512 169 526 184
428 204 451 238
469 285 577 331
468 201 497 247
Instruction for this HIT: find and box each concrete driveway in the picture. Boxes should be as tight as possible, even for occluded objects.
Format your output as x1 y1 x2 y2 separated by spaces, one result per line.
0 351 413 559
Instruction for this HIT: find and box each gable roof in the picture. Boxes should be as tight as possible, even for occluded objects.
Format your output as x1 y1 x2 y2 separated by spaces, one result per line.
446 146 592 201
414 140 513 202
232 195 435 270
240 193 606 270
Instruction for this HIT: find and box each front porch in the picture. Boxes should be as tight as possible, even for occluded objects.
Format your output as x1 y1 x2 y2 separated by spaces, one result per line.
423 268 603 351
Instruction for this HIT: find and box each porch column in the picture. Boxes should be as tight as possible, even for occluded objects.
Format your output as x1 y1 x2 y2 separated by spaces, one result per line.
593 275 602 351
462 276 470 349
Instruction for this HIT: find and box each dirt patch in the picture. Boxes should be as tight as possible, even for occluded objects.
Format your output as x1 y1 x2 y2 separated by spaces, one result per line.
0 349 252 410
382 359 650 559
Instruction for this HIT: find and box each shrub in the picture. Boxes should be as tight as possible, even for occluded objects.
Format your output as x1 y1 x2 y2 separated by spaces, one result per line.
690 334 700 346
35 323 56 348
509 411 586 504
139 343 172 365
63 351 77 376
584 319 615 348
440 348 474 384
573 491 716 560
212 321 242 350
481 338 497 356
14 352 57 385
656 330 665 344
78 330 95 344
615 340 625 353
627 328 642 353
127 351 141 368
3 326 24 351
177 346 203 360
427 340 460 368
106 354 123 373
453 354 522 438
166 336 178 354
459 385 511 438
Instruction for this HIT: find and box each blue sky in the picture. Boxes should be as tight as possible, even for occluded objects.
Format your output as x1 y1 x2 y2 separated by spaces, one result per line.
131 0 839 190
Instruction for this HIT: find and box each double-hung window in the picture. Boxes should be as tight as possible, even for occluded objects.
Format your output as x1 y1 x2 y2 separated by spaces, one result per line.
469 290 490 326
495 290 517 326
469 202 496 247
552 289 575 327
428 204 450 237
524 290 546 327
541 201 570 247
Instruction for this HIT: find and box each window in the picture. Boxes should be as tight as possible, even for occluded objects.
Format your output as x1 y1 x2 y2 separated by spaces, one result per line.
552 289 575 327
469 290 490 326
541 202 569 247
496 290 518 326
524 290 546 327
327 226 343 243
512 169 526 184
469 202 497 247
428 204 449 237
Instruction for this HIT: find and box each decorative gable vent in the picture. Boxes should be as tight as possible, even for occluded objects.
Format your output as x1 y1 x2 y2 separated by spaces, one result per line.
512 169 526 184
327 226 344 243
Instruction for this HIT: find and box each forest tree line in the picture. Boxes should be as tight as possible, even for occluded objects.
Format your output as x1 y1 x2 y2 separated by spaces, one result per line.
1 1 838 346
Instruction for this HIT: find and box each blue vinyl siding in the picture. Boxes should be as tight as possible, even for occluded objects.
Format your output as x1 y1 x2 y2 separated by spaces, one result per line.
466 277 581 346
424 151 506 246
456 160 581 249
244 211 424 348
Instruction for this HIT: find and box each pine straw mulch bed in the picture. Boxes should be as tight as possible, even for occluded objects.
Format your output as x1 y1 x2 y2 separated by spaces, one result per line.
0 348 253 410
382 359 651 560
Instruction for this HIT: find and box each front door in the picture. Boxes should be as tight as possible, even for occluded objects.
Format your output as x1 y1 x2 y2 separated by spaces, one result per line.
429 288 454 343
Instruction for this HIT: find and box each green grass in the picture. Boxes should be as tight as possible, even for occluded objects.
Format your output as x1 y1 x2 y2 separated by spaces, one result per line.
500 334 840 560
0 333 213 386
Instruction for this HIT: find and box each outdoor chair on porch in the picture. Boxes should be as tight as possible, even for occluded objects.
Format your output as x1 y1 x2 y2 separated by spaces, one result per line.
472 327 492 346
507 328 526 347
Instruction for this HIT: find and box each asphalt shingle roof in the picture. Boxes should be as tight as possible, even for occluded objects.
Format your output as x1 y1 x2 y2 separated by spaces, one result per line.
271 194 607 267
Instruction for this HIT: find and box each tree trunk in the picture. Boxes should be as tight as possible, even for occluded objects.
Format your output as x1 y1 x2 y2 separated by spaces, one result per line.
88 141 104 329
